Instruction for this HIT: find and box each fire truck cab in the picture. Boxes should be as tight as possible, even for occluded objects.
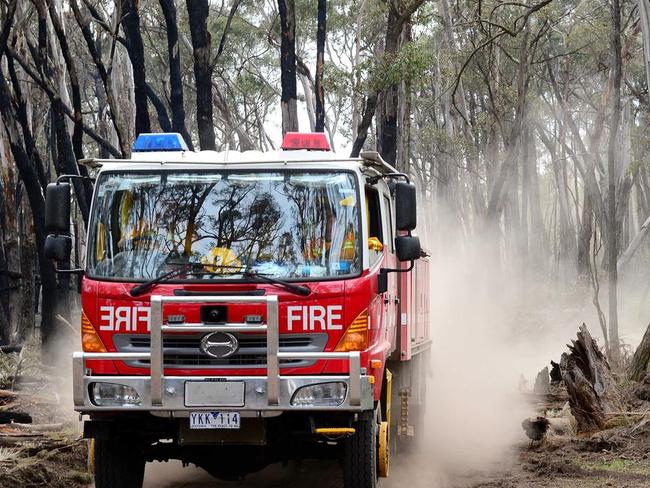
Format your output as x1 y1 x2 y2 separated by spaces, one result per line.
44 133 430 488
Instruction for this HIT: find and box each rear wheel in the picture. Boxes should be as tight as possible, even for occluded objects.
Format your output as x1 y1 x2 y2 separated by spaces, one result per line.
343 411 379 488
94 438 145 488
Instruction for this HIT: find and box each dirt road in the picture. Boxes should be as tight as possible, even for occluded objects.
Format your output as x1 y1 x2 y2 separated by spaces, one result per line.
142 460 341 488
140 456 447 488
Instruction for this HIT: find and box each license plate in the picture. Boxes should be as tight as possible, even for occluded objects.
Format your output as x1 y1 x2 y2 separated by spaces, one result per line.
185 381 245 407
189 411 241 430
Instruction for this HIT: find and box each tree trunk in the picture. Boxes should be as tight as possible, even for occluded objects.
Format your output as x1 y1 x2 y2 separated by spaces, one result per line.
187 0 216 150
159 0 193 148
561 324 625 433
607 0 623 360
71 0 130 157
577 193 593 280
628 323 650 381
17 198 35 344
398 18 412 175
121 0 151 136
314 0 326 133
47 1 84 162
0 74 60 358
618 214 650 270
351 1 425 158
377 6 401 166
33 3 90 227
278 0 299 134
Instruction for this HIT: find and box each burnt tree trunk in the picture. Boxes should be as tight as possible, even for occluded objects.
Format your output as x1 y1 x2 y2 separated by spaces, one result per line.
71 0 129 157
47 2 84 161
278 0 299 134
17 199 35 344
561 324 625 432
187 0 216 150
0 74 59 358
32 5 90 227
159 0 192 148
121 0 151 136
378 6 401 166
628 324 650 381
314 0 326 133
350 0 424 158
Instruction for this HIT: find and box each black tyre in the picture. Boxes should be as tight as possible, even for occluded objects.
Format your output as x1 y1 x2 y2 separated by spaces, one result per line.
343 411 379 488
94 438 146 488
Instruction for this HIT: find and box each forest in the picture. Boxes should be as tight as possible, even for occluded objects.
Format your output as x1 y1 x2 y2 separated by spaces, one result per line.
0 1 649 486
0 0 647 360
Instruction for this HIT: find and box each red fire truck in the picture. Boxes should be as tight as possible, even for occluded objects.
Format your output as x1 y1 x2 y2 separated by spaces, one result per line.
44 132 430 488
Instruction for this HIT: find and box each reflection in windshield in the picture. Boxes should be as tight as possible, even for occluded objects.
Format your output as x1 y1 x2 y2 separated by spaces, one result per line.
88 171 360 280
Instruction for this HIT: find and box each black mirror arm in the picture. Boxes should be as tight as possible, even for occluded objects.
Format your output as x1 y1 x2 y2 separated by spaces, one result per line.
380 260 415 276
377 261 415 294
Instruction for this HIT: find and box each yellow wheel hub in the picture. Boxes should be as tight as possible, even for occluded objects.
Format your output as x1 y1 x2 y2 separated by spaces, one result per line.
378 420 390 477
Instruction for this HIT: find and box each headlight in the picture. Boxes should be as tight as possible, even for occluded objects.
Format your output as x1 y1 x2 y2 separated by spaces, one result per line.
90 382 142 407
291 382 347 407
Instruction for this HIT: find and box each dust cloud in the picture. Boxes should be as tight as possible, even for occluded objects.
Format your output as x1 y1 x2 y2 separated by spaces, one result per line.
401 211 650 487
418 237 538 484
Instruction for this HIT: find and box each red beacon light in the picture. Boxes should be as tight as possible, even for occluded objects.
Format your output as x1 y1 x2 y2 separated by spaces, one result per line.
281 132 331 151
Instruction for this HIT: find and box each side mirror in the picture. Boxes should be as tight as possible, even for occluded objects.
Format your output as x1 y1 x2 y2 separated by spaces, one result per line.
44 234 72 262
45 183 71 233
395 235 421 262
395 182 416 231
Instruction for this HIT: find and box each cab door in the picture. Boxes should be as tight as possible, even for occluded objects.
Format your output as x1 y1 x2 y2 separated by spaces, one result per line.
379 191 399 344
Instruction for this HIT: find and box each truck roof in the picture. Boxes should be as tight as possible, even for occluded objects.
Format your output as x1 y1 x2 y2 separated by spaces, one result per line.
80 149 400 177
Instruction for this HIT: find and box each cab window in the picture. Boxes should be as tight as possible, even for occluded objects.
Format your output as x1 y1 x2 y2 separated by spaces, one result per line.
365 187 384 267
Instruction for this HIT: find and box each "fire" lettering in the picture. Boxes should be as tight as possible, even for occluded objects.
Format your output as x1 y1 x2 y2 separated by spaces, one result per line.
99 306 151 332
96 305 343 333
286 305 343 331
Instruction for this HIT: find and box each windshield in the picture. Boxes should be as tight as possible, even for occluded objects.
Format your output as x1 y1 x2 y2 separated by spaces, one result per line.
87 171 360 281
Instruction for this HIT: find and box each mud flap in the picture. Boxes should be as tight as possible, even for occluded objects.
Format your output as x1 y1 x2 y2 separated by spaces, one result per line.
378 421 390 477
88 438 95 474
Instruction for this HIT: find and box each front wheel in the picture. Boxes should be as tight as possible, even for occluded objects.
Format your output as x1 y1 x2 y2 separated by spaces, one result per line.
94 438 146 488
343 411 379 488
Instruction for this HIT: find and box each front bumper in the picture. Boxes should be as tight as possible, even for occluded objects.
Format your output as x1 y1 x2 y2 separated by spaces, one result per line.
74 294 373 414
73 374 374 413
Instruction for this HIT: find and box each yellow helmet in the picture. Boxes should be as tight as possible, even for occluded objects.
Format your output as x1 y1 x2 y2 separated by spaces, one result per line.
201 246 241 272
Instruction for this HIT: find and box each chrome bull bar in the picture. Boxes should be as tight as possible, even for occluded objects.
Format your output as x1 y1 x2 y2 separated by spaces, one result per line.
72 294 363 409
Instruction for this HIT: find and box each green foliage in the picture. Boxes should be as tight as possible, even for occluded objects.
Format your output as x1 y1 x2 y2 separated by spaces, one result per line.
0 352 15 390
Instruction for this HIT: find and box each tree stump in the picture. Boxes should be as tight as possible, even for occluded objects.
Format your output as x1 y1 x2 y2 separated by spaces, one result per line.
561 324 625 433
549 360 562 384
627 323 650 382
534 366 551 394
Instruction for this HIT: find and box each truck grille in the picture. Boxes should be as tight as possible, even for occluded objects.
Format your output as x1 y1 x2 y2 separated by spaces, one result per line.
113 333 328 369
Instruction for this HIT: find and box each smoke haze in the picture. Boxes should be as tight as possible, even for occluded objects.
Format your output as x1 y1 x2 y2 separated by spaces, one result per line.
402 212 650 486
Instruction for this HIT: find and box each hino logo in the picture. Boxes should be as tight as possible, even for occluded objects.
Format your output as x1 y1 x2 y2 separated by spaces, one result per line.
200 332 239 359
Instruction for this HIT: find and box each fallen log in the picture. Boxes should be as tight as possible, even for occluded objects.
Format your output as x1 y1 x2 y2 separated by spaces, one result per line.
560 324 625 433
0 411 32 424
0 389 18 400
627 323 650 381
10 422 63 432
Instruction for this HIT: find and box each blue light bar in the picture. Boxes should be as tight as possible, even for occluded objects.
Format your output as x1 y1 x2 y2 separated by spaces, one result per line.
132 133 189 152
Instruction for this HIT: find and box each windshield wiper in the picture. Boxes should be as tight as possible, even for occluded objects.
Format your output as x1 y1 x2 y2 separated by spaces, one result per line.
243 269 311 296
130 262 311 297
129 262 243 297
